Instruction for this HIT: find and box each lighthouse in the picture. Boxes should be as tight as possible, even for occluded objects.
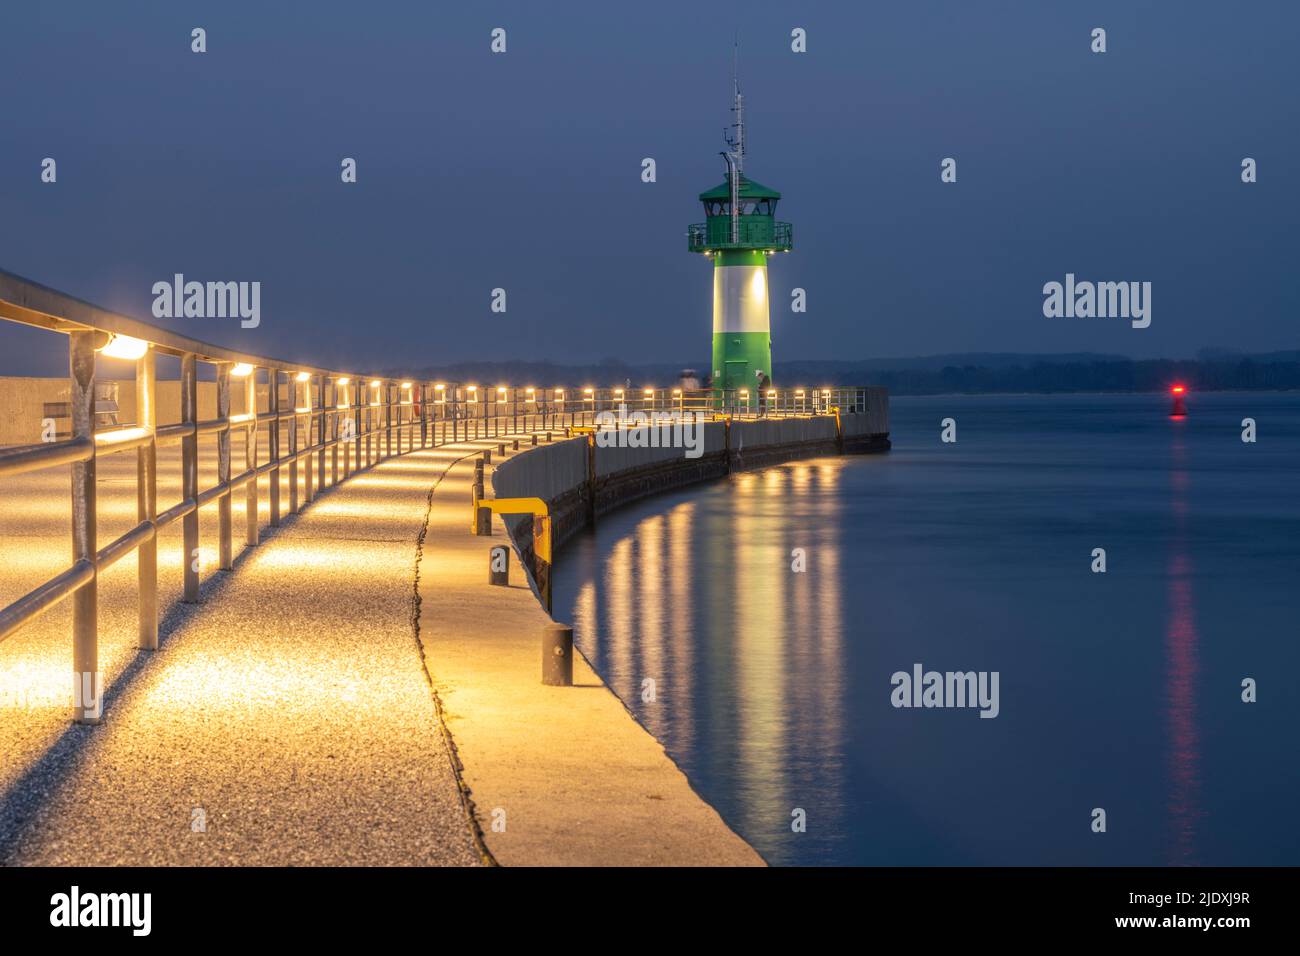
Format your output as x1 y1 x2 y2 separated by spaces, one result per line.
688 66 792 396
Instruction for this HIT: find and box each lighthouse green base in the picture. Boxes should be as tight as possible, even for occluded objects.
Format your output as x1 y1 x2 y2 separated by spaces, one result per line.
711 331 772 393
710 249 773 394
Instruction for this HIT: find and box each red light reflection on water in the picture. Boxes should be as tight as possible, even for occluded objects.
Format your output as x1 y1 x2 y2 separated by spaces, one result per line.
1165 439 1203 863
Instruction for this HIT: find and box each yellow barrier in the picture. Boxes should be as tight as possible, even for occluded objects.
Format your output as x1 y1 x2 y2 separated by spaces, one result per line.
473 496 551 564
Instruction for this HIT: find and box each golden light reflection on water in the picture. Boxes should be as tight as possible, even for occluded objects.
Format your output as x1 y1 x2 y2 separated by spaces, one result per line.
577 460 848 859
666 502 695 750
637 514 665 716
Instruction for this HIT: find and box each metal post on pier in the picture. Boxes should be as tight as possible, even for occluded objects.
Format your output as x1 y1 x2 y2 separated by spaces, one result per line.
327 377 338 486
70 330 100 723
317 374 327 493
181 351 200 602
244 367 259 547
353 380 363 474
384 382 393 459
216 362 233 570
542 622 572 686
288 373 299 515
418 384 426 448
136 345 158 650
302 376 315 506
489 545 509 585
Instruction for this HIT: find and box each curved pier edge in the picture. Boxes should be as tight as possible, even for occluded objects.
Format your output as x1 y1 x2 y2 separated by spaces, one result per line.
449 410 890 866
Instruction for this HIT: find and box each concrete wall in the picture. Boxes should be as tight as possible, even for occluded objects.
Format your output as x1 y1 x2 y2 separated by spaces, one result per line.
491 408 890 583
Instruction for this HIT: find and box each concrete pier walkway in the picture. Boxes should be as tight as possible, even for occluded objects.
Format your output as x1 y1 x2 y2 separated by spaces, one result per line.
0 428 764 866
0 442 484 866
417 439 765 867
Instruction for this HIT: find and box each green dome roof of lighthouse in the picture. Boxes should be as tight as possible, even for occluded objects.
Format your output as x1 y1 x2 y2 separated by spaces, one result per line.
698 175 781 201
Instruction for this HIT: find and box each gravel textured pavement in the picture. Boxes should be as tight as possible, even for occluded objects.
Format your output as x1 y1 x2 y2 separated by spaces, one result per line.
1 432 485 865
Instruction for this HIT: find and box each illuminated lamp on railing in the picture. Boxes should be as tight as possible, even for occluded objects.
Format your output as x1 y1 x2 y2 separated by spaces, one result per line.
97 334 150 360
613 388 624 400
672 388 682 397
555 389 565 402
336 376 350 385
369 379 382 388
467 385 479 402
496 386 507 402
435 383 446 402
739 389 749 399
231 363 255 377
767 390 777 398
296 371 310 382
525 387 536 403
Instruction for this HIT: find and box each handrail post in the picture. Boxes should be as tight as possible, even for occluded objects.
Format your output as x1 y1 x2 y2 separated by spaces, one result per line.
136 344 158 649
385 381 394 458
245 367 259 546
303 376 314 505
181 351 199 602
352 380 362 473
269 368 282 527
317 375 327 491
288 374 299 514
328 377 338 486
421 384 430 448
400 383 408 454
364 383 373 466
216 361 232 570
70 330 100 723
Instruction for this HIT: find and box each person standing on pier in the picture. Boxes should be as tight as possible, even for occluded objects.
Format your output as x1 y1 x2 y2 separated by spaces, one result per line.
756 369 771 416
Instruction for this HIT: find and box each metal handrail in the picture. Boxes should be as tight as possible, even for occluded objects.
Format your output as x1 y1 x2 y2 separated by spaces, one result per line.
1 267 867 724
686 219 793 252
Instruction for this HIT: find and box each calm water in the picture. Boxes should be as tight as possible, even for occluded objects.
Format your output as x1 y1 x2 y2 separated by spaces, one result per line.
555 393 1300 866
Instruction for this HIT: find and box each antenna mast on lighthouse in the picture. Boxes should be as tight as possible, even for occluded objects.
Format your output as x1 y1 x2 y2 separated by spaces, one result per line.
727 40 745 173
723 40 744 243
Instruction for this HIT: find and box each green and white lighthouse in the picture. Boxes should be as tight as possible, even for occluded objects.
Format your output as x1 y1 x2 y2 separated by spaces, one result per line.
687 71 792 394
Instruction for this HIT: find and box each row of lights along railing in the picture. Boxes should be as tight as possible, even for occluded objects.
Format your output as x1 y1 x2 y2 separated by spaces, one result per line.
0 269 867 724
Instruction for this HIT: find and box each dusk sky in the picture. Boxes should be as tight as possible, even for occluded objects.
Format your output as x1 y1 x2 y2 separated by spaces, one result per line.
1 0 1296 374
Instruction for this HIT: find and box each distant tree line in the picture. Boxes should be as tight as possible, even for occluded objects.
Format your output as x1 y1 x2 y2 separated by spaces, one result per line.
396 355 1300 396
847 359 1300 395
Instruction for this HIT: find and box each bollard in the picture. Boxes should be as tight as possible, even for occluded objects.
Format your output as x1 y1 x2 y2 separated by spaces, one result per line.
483 449 492 465
474 459 484 484
512 438 519 450
530 433 538 446
545 431 552 443
542 622 573 686
497 442 505 456
475 504 492 536
489 545 509 585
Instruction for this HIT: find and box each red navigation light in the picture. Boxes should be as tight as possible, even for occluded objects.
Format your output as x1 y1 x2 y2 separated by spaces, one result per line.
1172 385 1186 394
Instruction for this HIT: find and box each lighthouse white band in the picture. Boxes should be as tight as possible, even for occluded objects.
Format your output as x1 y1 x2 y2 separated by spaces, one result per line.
712 265 771 334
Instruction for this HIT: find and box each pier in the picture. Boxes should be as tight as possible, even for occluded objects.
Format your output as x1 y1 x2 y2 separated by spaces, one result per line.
0 269 888 865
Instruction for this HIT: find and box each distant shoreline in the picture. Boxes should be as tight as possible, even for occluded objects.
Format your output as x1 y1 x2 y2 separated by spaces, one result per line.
889 388 1300 398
